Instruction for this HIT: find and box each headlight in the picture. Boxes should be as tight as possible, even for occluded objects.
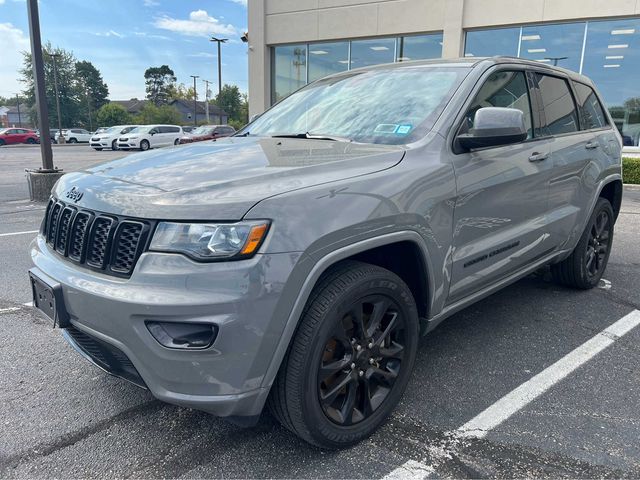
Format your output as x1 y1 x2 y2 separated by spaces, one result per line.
149 221 270 261
129 136 139 140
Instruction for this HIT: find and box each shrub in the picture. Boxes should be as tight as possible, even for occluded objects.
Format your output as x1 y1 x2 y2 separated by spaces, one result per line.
622 157 640 185
96 103 132 127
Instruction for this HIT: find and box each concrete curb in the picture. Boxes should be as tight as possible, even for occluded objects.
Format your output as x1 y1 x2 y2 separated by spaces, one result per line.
0 143 87 149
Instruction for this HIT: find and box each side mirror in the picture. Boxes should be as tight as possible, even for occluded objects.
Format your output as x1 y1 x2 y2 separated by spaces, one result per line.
457 107 527 150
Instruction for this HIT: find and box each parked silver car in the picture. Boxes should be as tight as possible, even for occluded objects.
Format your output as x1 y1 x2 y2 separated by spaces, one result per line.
29 57 622 448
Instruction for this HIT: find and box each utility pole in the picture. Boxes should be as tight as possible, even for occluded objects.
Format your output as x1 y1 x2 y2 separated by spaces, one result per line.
85 87 93 131
209 36 228 96
48 52 65 144
190 75 199 126
16 94 22 127
203 79 211 124
26 0 63 202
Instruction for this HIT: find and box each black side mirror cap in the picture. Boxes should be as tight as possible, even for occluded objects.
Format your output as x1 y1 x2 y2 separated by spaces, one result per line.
457 107 528 151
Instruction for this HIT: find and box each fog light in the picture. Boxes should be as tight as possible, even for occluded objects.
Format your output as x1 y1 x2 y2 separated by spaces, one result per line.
146 321 218 350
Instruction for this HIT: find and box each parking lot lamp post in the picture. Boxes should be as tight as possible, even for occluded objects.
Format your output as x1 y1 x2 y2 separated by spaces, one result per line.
190 75 199 126
16 94 22 127
26 0 63 202
48 52 65 144
85 87 93 131
203 79 211 123
209 37 228 96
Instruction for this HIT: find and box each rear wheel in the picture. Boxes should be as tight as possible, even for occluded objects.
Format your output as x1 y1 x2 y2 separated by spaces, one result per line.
26 138 36 144
140 140 150 151
0 139 5 146
68 138 77 144
174 138 180 145
552 197 614 289
268 261 419 449
111 140 118 151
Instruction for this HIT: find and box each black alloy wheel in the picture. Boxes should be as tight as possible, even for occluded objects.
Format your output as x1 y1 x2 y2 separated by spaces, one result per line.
319 295 406 426
585 210 611 279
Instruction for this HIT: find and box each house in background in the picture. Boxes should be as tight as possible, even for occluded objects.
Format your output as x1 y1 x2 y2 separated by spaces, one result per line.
169 99 229 125
109 99 229 126
0 105 32 128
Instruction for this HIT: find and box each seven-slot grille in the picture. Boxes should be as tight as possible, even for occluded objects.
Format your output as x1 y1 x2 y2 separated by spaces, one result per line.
43 199 151 277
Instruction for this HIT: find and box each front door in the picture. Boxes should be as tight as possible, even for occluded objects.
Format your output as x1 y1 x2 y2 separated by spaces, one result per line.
447 68 556 304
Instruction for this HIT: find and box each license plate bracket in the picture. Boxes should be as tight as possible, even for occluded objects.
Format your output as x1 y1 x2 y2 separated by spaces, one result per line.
29 268 70 328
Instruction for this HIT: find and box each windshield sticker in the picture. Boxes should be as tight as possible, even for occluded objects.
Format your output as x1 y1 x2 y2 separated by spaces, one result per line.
375 124 399 134
395 125 412 135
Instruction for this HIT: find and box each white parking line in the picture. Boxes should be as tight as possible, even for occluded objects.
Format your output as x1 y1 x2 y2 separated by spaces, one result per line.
23 301 33 307
381 460 434 480
457 309 640 438
0 307 21 314
0 230 39 238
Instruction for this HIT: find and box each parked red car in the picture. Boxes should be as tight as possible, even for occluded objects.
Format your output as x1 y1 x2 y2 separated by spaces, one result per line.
0 128 40 146
178 125 236 144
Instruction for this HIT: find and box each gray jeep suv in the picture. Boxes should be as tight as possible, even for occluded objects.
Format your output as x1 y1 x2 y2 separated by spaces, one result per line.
29 57 622 448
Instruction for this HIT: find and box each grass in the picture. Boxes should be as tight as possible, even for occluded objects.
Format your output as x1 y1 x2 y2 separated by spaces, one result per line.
623 157 640 185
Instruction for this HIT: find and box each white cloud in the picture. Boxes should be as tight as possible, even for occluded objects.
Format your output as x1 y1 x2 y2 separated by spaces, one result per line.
154 10 237 38
228 0 247 6
0 23 30 98
133 31 170 40
94 30 125 38
143 0 159 6
187 52 217 58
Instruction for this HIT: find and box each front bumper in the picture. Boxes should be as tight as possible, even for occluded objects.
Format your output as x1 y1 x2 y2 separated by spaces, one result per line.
30 235 301 417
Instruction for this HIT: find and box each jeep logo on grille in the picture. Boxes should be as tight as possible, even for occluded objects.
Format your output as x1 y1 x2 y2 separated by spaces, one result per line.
65 186 84 203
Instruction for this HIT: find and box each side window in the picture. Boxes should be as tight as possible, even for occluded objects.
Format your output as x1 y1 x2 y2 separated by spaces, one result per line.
462 70 533 140
574 82 608 130
169 126 180 133
533 73 579 136
150 127 160 134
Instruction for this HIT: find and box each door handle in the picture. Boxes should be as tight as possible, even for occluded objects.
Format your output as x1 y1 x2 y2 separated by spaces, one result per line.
528 152 549 162
585 141 600 149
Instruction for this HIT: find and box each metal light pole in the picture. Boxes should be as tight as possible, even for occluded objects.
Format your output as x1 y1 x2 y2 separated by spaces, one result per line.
85 87 93 131
48 52 65 144
203 79 211 124
26 0 63 202
190 75 199 126
16 94 22 127
26 0 53 169
209 37 228 96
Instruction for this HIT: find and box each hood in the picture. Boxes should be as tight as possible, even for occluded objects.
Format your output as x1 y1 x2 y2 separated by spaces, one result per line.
53 137 405 220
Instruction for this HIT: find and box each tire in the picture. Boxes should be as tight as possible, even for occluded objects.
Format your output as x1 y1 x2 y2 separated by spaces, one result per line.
94 148 103 151
111 140 118 151
0 139 5 146
140 140 150 151
174 139 180 146
68 138 77 144
268 260 419 449
551 197 614 289
26 138 36 144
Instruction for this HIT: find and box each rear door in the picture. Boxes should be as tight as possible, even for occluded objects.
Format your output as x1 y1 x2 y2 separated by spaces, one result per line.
448 67 557 304
530 73 600 249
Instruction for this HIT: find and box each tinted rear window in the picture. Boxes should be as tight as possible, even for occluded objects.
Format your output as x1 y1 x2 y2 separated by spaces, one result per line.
574 82 608 130
533 73 579 136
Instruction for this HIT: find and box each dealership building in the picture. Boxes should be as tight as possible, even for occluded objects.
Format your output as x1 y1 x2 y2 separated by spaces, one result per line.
247 0 640 150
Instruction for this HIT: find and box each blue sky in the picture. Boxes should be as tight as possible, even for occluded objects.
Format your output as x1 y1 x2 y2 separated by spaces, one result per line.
0 0 248 100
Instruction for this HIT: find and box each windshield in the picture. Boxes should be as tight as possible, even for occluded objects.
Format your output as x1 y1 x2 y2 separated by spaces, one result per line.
191 126 214 135
128 126 152 134
241 66 468 145
105 126 122 134
0 129 7 134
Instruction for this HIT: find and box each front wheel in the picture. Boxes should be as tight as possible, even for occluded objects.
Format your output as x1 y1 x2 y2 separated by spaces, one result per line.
26 138 36 144
140 140 150 151
0 139 5 146
268 261 419 449
552 197 614 289
111 140 118 151
93 148 103 151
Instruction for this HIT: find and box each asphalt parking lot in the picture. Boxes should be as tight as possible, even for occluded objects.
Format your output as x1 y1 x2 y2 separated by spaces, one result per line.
1 144 639 478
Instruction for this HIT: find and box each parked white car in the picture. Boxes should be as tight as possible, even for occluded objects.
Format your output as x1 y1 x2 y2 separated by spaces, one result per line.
90 125 139 151
55 128 92 143
117 125 183 151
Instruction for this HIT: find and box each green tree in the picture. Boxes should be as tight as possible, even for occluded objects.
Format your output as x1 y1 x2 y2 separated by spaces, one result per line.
167 83 197 101
213 84 243 123
75 60 109 129
144 65 177 106
134 103 182 125
96 103 132 127
20 43 82 129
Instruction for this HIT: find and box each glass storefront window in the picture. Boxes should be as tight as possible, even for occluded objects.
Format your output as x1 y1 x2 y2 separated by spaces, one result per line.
582 18 640 146
350 38 396 69
464 27 520 57
272 45 307 103
519 23 584 71
397 34 443 61
308 42 349 83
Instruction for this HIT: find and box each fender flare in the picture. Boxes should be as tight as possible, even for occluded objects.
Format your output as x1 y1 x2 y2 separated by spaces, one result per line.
260 230 435 390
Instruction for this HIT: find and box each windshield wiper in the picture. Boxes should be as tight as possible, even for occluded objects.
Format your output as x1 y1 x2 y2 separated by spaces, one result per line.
271 132 352 142
234 131 252 137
